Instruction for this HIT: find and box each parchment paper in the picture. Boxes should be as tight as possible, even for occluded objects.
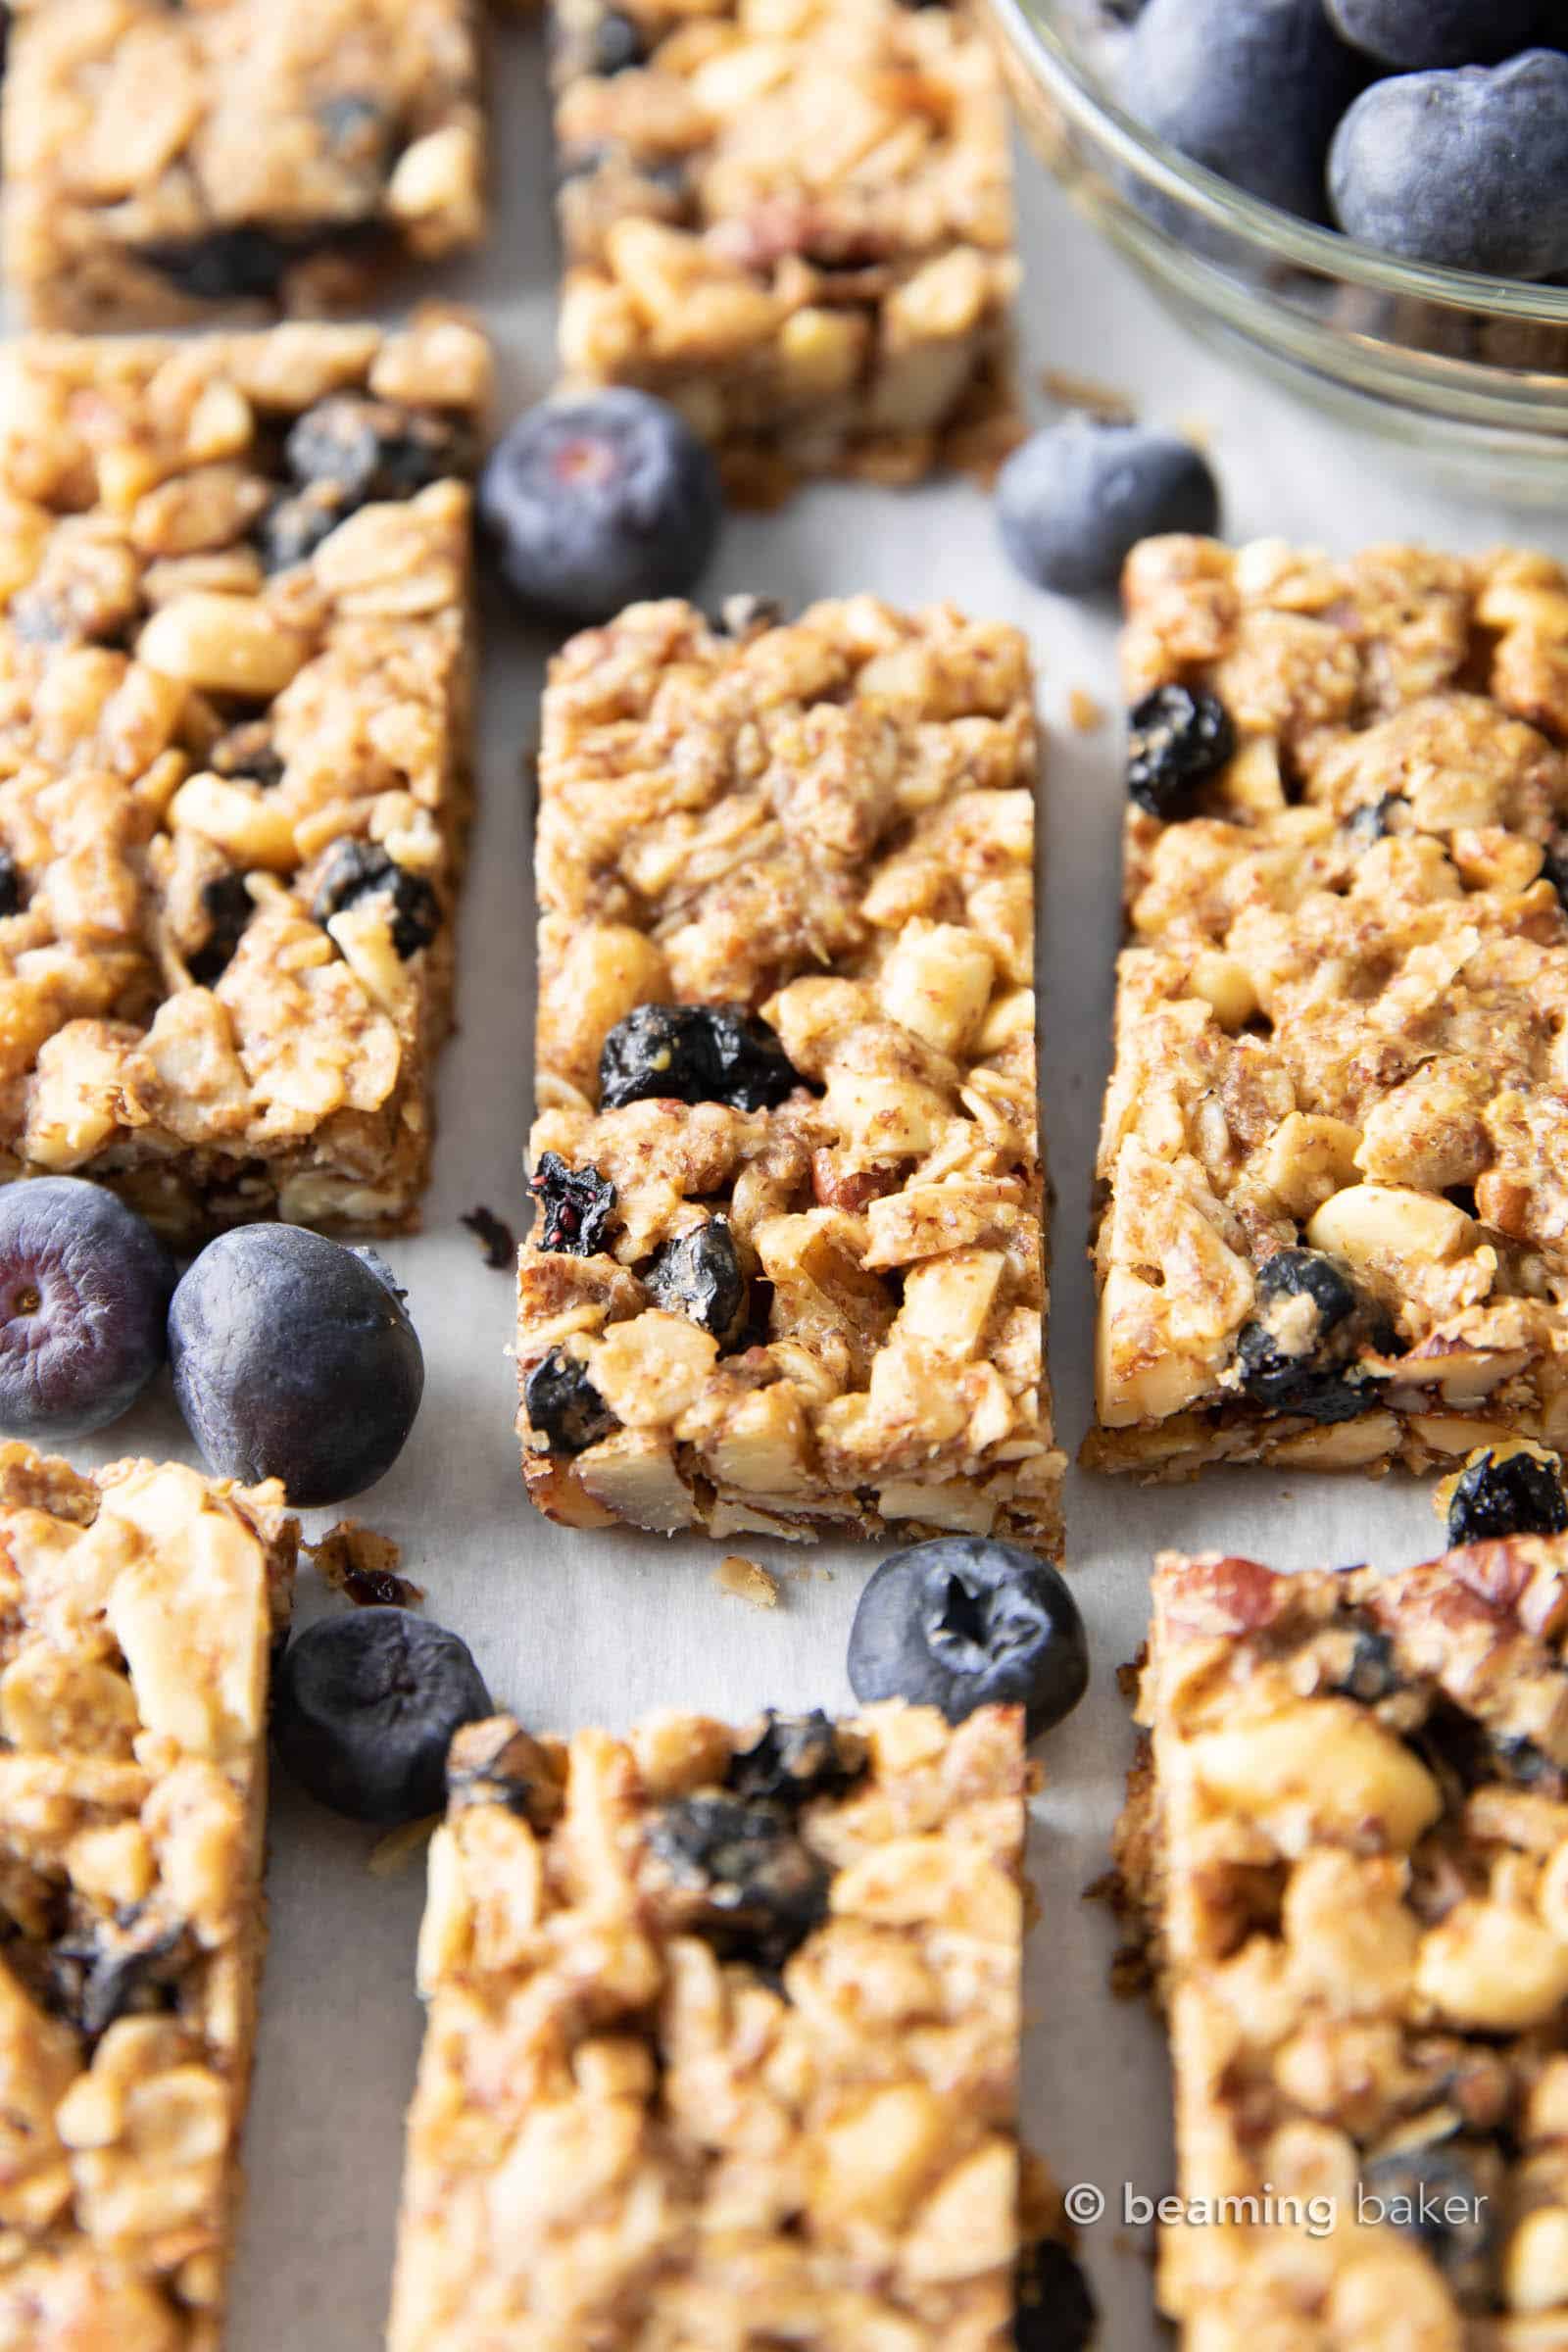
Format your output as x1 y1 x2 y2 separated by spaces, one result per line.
61 24 1564 2345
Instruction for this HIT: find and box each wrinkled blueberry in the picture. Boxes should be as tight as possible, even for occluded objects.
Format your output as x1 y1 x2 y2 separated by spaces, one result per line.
1348 793 1406 845
589 9 649 72
187 872 254 986
285 395 472 506
210 722 284 789
599 1004 800 1113
0 1178 174 1443
848 1538 1090 1739
726 1710 864 1808
528 1153 617 1255
256 487 346 573
50 1914 188 2041
1126 684 1236 818
274 1608 492 1825
478 390 723 625
311 839 440 958
0 849 24 919
1325 0 1543 70
1235 1247 1380 1423
1358 2143 1493 2277
1330 52 1568 280
1329 1625 1401 1702
997 417 1219 598
1015 2236 1097 2352
1118 0 1364 222
524 1346 616 1453
1446 1446 1568 1545
170 1225 423 1506
648 1793 829 1964
136 225 297 303
645 1218 748 1345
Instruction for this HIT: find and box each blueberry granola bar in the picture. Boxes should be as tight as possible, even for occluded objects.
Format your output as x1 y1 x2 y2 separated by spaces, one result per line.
516 595 1061 1553
551 0 1021 500
2 0 484 331
1117 1539 1568 2347
0 1442 297 2350
388 1698 1085 2348
1087 534 1568 1480
0 314 486 1239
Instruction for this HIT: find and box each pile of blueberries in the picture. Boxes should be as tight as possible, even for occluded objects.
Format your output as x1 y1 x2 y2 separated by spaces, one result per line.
1112 0 1568 280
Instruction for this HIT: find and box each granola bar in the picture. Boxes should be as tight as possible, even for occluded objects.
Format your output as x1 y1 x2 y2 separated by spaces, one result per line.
1118 1539 1568 2347
388 1698 1082 2349
1087 533 1568 1480
551 0 1022 500
2 0 485 331
0 1441 297 2350
0 314 487 1239
516 594 1061 1553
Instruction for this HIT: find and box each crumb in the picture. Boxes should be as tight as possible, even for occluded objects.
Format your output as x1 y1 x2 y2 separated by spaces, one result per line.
368 1817 437 1877
461 1204 515 1270
714 1553 779 1609
1067 686 1104 734
312 1520 425 1609
1040 365 1135 423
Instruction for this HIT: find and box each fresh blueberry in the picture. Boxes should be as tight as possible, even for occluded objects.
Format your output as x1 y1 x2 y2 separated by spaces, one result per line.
1118 0 1365 221
847 1538 1090 1739
0 1179 175 1442
273 1609 492 1824
598 1004 800 1113
1329 52 1568 279
478 390 723 625
1325 0 1544 70
1446 1446 1568 1545
1126 684 1236 817
997 417 1219 599
169 1226 423 1507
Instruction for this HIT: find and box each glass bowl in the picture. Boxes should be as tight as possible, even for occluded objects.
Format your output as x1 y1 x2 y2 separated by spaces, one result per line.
980 0 1568 505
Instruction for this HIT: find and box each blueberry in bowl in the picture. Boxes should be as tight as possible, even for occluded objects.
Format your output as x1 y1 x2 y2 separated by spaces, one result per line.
848 1537 1090 1739
0 1178 175 1442
478 389 724 625
169 1225 424 1507
997 416 1219 598
274 1608 492 1824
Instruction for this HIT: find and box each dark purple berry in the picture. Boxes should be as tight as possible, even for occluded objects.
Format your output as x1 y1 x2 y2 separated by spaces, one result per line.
527 1154 617 1255
725 1710 863 1808
848 1538 1090 1739
135 226 297 303
997 417 1219 598
644 1217 748 1345
1325 0 1544 71
1358 2145 1493 2278
284 396 473 506
589 10 649 73
523 1346 616 1453
1235 1248 1381 1424
1015 2236 1097 2352
0 1179 174 1442
274 1608 492 1825
187 873 254 986
0 850 24 919
1446 1447 1568 1546
209 723 284 789
1126 684 1235 818
598 1004 799 1113
311 839 440 958
647 1793 829 1966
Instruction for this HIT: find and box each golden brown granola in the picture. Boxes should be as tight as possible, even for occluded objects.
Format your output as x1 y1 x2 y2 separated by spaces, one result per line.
388 1699 1081 2350
515 595 1061 1554
0 1442 297 2351
0 316 487 1239
551 0 1022 500
1120 1539 1568 2348
2 0 485 330
1088 534 1568 1481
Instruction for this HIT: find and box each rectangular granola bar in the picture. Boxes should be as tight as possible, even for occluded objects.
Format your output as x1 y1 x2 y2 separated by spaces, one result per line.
516 594 1061 1552
1118 1539 1568 2346
1086 533 1568 1480
0 314 487 1238
389 1698 1081 2349
2 0 485 330
551 0 1022 499
0 1442 297 2349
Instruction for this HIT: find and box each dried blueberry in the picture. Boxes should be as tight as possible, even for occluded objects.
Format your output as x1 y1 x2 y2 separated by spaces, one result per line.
256 487 346 573
210 722 284 789
1015 2235 1097 2352
1126 684 1236 818
285 395 472 506
187 872 253 986
50 1914 188 2040
311 839 440 958
1447 1447 1568 1545
848 1538 1090 1739
725 1711 863 1809
648 1793 829 1964
0 850 24 919
1348 793 1406 845
0 1178 175 1443
274 1608 492 1825
598 1004 800 1113
590 9 649 72
1494 1733 1558 1788
645 1218 748 1346
527 1153 617 1256
1358 2143 1493 2278
136 225 297 303
1328 1625 1401 1703
523 1346 616 1453
1235 1248 1380 1424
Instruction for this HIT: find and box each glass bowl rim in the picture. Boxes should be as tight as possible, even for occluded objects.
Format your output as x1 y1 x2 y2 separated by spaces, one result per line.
989 0 1568 324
